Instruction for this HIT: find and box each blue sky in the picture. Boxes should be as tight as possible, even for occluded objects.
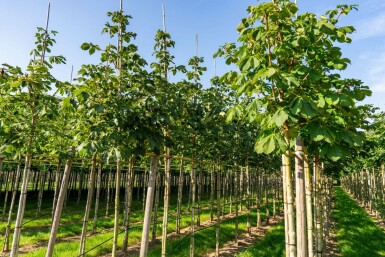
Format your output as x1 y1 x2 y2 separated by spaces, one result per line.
1 0 384 110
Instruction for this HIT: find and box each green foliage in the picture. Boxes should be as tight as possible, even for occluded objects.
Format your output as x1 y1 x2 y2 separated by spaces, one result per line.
217 0 372 161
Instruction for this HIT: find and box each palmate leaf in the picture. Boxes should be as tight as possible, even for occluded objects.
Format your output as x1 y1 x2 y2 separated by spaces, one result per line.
255 133 286 154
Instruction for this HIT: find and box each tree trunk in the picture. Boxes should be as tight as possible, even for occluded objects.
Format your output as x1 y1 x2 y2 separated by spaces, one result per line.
161 152 171 257
176 159 184 234
122 158 134 252
314 153 323 257
197 161 203 227
2 168 11 221
10 153 33 257
52 161 62 221
295 138 307 257
45 147 75 257
92 160 103 234
246 157 251 236
283 131 296 257
79 153 97 256
3 158 21 252
139 155 159 257
190 157 197 257
215 161 221 257
152 172 161 242
112 159 122 257
304 151 314 257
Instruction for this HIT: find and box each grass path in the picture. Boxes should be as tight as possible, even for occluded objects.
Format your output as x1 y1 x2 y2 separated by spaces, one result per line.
333 187 385 257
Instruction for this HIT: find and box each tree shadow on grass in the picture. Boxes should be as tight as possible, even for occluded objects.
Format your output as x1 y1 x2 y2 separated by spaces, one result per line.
235 221 285 257
334 187 385 257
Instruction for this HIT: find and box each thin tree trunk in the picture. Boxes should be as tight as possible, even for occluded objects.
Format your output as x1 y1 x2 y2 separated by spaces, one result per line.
234 166 239 247
139 155 159 257
112 159 122 257
246 157 251 236
283 131 296 257
210 162 215 222
176 159 184 234
122 158 134 252
2 168 11 221
152 172 161 242
190 156 197 257
305 151 314 257
45 147 75 257
215 161 221 257
10 153 33 257
3 158 21 252
161 152 171 257
92 160 103 234
314 153 323 257
52 161 62 221
79 153 97 256
197 161 203 227
295 138 307 257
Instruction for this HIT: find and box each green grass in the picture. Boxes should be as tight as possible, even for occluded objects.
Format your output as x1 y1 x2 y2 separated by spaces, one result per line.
333 187 385 257
235 220 285 257
0 187 276 256
145 202 280 257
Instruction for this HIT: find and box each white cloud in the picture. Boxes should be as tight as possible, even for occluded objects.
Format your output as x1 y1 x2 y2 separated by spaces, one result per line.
371 84 385 93
354 12 385 40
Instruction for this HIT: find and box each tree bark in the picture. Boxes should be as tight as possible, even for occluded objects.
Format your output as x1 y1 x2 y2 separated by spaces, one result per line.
161 152 171 257
79 153 97 256
46 147 75 257
3 158 21 252
304 151 314 257
10 153 33 257
140 155 159 257
92 160 103 234
112 159 122 257
295 138 307 257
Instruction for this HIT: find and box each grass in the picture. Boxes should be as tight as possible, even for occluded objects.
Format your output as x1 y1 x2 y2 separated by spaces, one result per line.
0 187 276 257
333 187 385 257
145 202 281 257
234 220 284 257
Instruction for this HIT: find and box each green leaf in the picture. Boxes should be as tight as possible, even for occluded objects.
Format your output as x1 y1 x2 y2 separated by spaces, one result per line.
81 42 90 50
255 134 276 154
271 109 288 127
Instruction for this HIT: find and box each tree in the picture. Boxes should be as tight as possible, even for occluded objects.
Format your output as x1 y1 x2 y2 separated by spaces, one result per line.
217 1 371 256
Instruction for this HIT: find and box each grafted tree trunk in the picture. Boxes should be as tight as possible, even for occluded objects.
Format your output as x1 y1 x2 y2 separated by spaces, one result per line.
46 147 75 257
140 155 159 257
79 153 97 256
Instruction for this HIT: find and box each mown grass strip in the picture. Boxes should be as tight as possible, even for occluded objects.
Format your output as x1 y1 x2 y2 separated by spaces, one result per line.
334 187 385 257
234 220 284 257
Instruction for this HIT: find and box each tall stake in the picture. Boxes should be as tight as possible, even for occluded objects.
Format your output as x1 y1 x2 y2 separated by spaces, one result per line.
161 2 171 256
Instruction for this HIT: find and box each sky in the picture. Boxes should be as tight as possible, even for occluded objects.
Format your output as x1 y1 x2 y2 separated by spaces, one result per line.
1 0 384 110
